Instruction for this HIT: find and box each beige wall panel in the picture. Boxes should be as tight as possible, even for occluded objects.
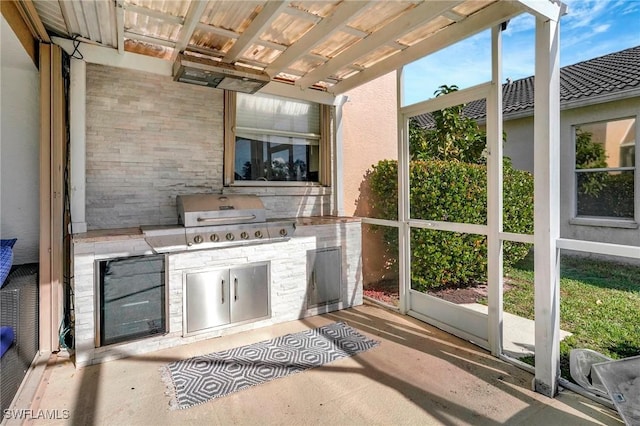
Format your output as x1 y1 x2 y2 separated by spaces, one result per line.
342 72 398 284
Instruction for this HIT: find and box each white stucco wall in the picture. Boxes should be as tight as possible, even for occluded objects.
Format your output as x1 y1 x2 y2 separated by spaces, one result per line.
0 16 40 264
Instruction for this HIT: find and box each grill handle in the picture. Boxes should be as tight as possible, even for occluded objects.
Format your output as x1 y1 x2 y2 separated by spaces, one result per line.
196 215 257 223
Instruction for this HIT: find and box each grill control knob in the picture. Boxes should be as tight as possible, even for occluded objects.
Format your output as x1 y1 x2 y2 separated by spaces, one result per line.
279 228 288 237
254 230 263 239
210 234 220 242
240 232 249 240
193 235 203 244
226 233 235 241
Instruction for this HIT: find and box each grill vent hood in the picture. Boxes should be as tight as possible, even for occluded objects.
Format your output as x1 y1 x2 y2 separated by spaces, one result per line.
173 54 270 94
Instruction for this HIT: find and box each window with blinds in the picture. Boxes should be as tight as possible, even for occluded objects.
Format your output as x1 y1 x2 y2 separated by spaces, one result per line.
233 93 322 183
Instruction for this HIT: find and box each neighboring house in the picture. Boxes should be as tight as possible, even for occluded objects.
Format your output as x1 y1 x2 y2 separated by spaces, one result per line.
415 46 640 248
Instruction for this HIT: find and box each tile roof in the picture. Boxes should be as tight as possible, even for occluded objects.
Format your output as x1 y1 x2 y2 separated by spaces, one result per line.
414 45 640 127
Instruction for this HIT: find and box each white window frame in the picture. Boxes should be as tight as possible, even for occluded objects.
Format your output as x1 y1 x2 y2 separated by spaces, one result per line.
571 115 638 228
223 91 331 188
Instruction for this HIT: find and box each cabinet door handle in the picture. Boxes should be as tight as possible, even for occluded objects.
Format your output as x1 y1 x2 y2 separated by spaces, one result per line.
234 277 238 301
221 279 225 304
311 270 316 290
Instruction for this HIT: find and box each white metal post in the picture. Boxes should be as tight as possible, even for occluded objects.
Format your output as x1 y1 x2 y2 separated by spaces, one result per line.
487 24 504 357
533 16 561 398
70 58 87 234
397 66 410 315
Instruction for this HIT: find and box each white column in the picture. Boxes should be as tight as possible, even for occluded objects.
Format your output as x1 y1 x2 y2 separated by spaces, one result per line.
533 16 561 398
397 66 410 315
487 25 504 357
70 58 87 233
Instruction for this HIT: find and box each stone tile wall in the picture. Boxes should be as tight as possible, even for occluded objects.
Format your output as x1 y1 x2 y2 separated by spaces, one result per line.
85 64 332 229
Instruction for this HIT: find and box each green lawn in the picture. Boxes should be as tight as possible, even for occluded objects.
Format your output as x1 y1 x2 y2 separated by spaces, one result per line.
503 252 640 378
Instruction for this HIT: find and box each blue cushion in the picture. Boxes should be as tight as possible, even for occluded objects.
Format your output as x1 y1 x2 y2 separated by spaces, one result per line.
0 238 17 248
0 245 13 288
0 326 15 357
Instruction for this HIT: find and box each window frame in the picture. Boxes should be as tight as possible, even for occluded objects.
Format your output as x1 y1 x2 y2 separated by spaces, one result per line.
571 115 638 226
223 90 332 188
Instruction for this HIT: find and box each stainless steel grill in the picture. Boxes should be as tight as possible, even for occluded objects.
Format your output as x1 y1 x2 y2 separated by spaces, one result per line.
142 194 295 253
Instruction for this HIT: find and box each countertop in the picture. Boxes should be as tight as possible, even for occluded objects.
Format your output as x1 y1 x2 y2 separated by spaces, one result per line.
73 216 361 243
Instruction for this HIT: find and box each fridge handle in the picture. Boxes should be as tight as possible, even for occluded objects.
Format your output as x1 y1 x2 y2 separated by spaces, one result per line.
234 277 238 301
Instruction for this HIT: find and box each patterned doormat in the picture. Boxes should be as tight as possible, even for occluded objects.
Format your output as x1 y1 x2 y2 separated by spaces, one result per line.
160 322 380 410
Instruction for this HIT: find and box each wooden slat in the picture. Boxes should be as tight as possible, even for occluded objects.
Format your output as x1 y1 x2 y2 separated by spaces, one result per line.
39 44 53 351
321 104 332 186
51 45 66 353
15 0 51 42
170 0 208 61
38 43 66 352
223 91 237 185
1 0 38 66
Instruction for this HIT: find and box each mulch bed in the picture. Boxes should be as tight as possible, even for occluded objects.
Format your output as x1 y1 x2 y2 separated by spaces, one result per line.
364 280 510 306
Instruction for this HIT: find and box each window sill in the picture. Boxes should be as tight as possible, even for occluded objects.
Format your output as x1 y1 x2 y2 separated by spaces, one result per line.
223 185 331 197
569 217 638 229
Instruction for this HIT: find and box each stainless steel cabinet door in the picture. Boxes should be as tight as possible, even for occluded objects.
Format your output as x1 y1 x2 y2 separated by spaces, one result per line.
307 247 342 307
230 264 269 323
186 269 230 333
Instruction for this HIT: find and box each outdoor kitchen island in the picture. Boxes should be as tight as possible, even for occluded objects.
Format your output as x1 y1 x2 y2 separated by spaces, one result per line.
71 216 362 367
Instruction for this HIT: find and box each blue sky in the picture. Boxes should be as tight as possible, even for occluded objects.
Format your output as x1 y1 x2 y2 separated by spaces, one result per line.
402 0 640 106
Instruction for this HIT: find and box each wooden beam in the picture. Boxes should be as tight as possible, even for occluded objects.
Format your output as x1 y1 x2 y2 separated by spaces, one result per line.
1 0 38 66
125 31 176 48
296 0 464 89
222 1 288 64
259 80 338 105
53 36 173 76
14 0 50 42
331 1 524 94
123 2 184 25
400 82 491 116
265 0 372 77
170 0 208 61
196 21 239 39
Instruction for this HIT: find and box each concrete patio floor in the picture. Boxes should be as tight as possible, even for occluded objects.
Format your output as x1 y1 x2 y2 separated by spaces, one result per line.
13 302 622 425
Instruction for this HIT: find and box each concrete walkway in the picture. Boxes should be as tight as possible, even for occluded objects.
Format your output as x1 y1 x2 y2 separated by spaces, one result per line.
460 303 573 359
12 303 621 426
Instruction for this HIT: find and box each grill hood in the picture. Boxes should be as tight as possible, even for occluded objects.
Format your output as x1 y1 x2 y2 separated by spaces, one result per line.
177 194 266 227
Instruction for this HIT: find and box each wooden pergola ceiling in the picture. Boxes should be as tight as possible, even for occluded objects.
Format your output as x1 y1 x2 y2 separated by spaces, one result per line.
31 0 555 95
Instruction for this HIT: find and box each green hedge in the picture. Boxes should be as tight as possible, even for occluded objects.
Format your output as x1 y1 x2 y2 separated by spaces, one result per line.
369 159 534 291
